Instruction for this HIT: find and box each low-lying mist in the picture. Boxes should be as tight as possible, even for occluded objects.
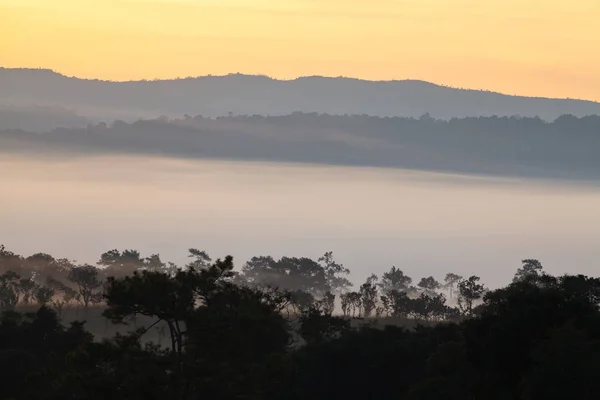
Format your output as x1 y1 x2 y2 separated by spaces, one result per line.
2 154 600 287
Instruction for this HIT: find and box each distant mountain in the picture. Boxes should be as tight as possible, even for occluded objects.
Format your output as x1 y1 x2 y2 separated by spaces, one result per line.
2 68 600 121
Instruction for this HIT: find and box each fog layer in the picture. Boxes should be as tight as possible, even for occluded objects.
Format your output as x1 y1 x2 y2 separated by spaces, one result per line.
3 155 599 287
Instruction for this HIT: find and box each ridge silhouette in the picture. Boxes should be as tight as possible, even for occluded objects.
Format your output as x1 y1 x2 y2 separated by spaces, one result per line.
2 68 599 121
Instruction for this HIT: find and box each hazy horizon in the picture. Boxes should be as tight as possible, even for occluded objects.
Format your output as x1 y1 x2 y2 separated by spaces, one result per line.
3 0 599 102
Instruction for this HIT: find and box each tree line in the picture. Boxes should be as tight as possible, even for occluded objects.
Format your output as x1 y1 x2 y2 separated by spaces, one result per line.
0 244 598 399
3 112 600 182
0 245 497 323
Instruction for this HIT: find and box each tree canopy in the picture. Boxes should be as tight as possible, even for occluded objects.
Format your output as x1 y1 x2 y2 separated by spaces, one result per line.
0 245 599 399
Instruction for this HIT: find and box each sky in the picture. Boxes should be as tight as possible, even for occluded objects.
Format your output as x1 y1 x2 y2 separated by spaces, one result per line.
2 0 599 101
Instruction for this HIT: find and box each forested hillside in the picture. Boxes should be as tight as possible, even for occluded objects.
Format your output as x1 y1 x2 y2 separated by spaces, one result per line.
2 113 599 180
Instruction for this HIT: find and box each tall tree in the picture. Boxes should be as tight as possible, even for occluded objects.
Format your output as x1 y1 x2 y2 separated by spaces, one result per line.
457 276 485 316
340 292 351 317
289 290 315 313
68 265 102 312
32 256 75 287
17 278 38 304
34 286 55 305
318 251 352 293
360 275 379 318
315 291 336 316
99 249 144 277
186 248 212 270
26 253 56 282
0 245 22 268
418 276 441 297
104 256 235 359
144 254 178 276
443 273 463 300
46 277 77 319
378 266 412 295
346 292 362 318
241 256 329 297
238 255 275 286
513 259 544 283
387 290 413 318
0 271 20 311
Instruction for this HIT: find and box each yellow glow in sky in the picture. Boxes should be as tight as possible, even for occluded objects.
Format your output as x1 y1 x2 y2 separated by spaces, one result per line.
2 0 599 100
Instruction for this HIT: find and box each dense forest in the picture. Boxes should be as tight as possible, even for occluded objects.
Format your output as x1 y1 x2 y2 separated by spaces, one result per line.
2 113 600 180
1 244 599 399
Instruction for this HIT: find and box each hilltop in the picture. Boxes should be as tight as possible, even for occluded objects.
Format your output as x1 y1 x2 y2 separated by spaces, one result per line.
2 68 600 122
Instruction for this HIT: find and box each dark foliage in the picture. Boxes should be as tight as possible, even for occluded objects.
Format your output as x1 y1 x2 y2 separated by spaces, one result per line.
3 113 600 180
1 246 599 399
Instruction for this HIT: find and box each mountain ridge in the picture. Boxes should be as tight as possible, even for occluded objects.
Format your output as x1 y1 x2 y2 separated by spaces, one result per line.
3 67 596 102
2 67 599 121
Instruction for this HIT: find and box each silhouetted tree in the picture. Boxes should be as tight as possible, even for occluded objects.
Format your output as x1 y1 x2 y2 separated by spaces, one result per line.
0 245 26 276
513 259 544 283
378 266 412 295
0 272 20 311
340 292 350 317
318 251 352 293
457 276 485 316
47 278 77 319
17 277 37 304
341 291 362 318
241 256 329 297
411 294 431 320
360 274 379 318
315 291 336 316
186 248 212 269
104 256 235 359
418 276 441 297
443 273 462 300
5 244 600 399
143 253 165 271
143 254 178 276
99 249 144 277
68 264 102 312
290 289 315 313
423 293 450 321
381 289 413 318
34 286 55 305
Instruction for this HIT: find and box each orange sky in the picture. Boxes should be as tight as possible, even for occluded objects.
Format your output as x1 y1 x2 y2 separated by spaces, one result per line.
2 0 599 100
